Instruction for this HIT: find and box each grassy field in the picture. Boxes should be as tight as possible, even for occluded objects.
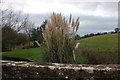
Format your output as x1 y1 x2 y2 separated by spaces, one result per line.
1 33 118 64
79 33 118 53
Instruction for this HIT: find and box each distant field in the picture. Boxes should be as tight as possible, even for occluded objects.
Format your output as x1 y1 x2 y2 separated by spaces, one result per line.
79 33 118 53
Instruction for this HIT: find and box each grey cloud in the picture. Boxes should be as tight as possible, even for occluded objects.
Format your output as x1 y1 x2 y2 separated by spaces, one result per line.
77 15 117 36
70 2 118 16
97 2 118 15
29 13 51 27
75 2 101 11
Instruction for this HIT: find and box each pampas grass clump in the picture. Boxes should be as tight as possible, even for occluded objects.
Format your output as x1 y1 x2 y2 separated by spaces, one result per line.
42 13 80 63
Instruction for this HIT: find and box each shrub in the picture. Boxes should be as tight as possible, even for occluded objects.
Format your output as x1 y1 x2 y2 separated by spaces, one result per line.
2 26 18 51
42 13 80 63
80 47 118 64
75 34 81 40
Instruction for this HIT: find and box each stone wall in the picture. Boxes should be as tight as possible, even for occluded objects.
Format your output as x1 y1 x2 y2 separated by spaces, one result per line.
1 60 120 80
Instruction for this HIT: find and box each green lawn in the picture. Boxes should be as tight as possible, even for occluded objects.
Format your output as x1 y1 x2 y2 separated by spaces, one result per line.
1 47 46 63
79 33 118 53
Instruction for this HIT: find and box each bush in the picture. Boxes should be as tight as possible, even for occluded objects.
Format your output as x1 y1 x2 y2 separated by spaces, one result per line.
16 33 28 46
2 26 28 51
80 47 118 64
2 26 18 51
42 13 80 63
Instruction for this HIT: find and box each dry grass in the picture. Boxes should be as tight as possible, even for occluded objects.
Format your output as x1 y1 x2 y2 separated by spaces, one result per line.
42 13 80 63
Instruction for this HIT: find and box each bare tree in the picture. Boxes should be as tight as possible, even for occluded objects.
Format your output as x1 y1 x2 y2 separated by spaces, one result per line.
22 14 34 35
20 14 35 47
1 9 34 33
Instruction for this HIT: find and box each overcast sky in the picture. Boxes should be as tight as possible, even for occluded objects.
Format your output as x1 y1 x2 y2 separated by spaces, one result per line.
1 0 119 36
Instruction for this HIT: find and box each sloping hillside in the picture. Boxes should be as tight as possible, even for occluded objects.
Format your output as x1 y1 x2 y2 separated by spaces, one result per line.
79 33 118 53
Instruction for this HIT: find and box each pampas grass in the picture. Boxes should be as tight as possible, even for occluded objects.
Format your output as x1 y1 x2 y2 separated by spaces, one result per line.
42 13 80 63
